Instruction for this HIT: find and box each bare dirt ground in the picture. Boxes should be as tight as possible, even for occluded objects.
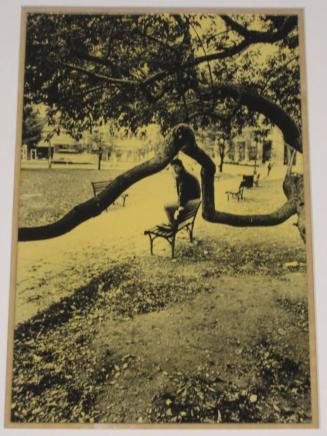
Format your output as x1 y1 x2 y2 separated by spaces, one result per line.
10 164 312 424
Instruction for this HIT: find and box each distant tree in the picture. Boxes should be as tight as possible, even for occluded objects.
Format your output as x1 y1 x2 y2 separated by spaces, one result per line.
22 105 45 150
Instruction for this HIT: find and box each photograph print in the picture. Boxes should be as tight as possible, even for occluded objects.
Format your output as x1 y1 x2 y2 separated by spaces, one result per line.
6 8 317 427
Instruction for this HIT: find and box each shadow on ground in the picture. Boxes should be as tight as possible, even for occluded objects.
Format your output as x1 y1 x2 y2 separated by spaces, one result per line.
11 236 311 424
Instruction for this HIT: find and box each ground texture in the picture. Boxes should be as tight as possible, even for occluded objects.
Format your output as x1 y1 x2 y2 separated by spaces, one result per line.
10 164 312 424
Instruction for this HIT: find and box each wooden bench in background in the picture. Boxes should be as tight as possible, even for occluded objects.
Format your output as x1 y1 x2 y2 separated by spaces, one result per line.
225 183 245 201
242 173 260 188
144 200 201 258
225 173 260 201
91 180 129 210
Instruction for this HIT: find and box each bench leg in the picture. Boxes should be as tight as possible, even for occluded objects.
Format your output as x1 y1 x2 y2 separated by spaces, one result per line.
186 224 194 242
150 236 155 255
171 236 176 259
190 226 194 243
122 195 127 207
146 233 177 258
146 234 154 255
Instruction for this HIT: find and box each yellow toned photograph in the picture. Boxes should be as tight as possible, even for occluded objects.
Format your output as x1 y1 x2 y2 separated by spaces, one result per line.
5 8 317 428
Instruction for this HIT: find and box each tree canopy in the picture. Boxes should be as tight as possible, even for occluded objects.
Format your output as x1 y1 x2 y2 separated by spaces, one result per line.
24 13 300 139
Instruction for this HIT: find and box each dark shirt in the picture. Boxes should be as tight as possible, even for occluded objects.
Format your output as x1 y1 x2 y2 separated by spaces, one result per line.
176 169 201 207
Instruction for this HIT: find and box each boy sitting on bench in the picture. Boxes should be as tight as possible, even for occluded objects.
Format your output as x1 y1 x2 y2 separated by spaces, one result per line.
163 158 201 228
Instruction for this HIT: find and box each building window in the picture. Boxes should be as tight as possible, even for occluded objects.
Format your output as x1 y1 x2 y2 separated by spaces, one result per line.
248 144 257 161
227 142 235 161
237 141 245 161
262 141 272 163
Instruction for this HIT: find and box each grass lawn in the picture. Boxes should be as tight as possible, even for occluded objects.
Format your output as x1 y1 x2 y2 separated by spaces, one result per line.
18 168 123 227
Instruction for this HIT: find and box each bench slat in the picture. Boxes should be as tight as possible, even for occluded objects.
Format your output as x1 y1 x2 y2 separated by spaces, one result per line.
92 181 112 194
178 211 197 222
144 200 201 258
91 180 129 207
145 228 174 237
145 202 200 236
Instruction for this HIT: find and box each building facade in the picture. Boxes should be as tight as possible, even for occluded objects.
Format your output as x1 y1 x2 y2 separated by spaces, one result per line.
203 125 303 172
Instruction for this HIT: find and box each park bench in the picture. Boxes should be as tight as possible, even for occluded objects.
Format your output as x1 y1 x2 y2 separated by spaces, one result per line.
241 173 260 188
144 200 201 258
225 182 245 201
225 173 260 201
91 180 128 210
242 174 254 188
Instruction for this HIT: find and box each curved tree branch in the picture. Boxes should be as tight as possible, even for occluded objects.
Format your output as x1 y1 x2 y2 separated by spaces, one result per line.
220 15 298 43
179 124 299 226
180 83 301 152
210 203 297 226
57 61 139 86
201 83 302 152
141 15 297 88
142 39 250 88
18 86 302 241
18 125 187 241
60 15 297 95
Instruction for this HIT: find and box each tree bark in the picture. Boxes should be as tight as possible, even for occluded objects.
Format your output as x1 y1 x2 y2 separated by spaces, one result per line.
219 156 224 173
283 172 306 242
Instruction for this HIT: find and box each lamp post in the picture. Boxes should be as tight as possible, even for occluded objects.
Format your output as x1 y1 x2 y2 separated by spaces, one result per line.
218 137 225 173
98 144 103 170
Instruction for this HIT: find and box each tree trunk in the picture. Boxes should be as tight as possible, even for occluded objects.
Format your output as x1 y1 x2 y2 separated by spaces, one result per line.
219 155 224 173
283 172 306 242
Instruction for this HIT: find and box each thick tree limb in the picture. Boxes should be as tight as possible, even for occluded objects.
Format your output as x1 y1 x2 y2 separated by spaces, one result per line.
209 202 297 226
139 16 297 88
179 124 299 227
18 86 301 241
221 15 298 43
18 125 186 241
185 83 301 152
202 83 302 152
